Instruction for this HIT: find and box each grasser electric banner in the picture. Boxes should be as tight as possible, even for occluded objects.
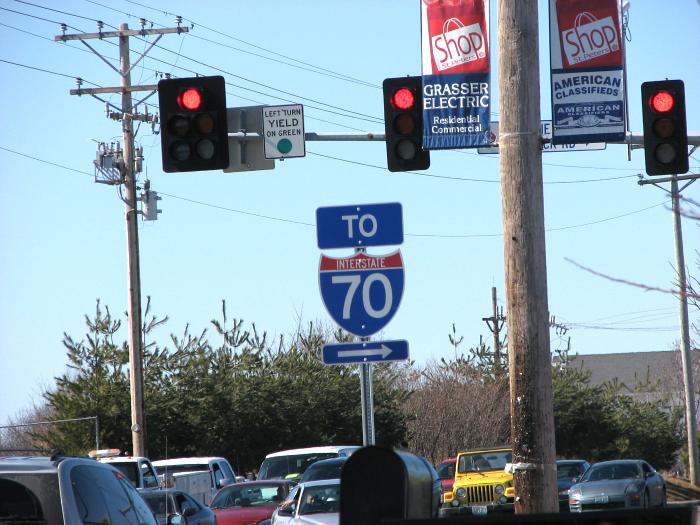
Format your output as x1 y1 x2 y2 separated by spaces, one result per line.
421 0 491 149
549 0 626 144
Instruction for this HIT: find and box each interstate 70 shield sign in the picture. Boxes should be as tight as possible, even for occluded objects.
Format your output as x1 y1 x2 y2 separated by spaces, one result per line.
319 251 404 337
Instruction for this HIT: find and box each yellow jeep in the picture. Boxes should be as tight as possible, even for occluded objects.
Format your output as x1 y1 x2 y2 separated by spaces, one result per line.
441 446 515 517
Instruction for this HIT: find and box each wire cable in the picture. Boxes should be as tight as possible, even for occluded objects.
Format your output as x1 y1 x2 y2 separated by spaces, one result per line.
0 146 674 238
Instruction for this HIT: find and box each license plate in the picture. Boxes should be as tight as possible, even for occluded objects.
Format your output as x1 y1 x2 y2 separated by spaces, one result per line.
594 495 609 504
472 506 488 516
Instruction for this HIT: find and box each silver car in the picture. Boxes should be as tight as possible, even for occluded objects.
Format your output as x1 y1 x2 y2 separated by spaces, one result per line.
568 459 666 512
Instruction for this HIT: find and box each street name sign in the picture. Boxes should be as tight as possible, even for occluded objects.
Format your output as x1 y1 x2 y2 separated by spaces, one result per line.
316 202 403 249
322 340 409 365
262 104 305 159
319 251 404 337
477 120 606 154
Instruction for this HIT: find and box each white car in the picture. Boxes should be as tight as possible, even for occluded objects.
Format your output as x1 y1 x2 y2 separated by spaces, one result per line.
271 479 340 525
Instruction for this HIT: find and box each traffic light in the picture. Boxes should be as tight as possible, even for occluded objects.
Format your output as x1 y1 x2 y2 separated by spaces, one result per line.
158 75 229 172
383 76 430 172
340 446 438 525
641 80 688 176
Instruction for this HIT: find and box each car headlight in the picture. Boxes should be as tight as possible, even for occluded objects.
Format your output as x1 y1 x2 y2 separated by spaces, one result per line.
625 483 641 494
494 484 504 495
455 488 466 498
569 487 581 499
558 489 570 496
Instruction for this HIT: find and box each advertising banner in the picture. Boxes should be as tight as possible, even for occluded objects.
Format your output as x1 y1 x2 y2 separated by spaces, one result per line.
549 0 626 144
421 0 491 149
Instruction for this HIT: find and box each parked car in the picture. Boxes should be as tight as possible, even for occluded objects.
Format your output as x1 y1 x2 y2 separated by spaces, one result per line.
89 448 161 492
0 453 158 524
211 480 293 525
299 457 347 483
436 458 456 505
556 459 590 512
568 459 666 512
271 479 340 525
258 446 359 484
141 488 217 525
153 456 239 505
443 446 514 517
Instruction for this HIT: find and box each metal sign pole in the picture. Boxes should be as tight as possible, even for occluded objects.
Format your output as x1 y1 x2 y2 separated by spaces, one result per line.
360 359 375 446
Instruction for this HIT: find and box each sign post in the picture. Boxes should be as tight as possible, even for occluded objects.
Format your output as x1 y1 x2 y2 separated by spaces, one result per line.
316 202 408 446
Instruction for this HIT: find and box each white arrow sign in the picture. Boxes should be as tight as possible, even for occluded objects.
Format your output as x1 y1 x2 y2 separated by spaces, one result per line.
338 345 392 360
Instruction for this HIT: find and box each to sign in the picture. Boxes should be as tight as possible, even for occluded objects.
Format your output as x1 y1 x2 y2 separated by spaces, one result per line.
316 203 403 249
319 251 404 337
322 340 409 365
262 104 305 159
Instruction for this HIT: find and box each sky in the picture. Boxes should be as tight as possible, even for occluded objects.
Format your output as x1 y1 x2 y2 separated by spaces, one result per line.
1 0 699 425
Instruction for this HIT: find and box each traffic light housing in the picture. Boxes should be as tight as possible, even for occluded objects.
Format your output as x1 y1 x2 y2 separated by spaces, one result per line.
641 80 688 176
340 446 438 525
383 76 430 172
158 75 229 172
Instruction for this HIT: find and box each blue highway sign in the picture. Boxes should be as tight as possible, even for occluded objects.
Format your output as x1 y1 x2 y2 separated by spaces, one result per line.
316 202 403 249
322 340 409 365
319 251 404 337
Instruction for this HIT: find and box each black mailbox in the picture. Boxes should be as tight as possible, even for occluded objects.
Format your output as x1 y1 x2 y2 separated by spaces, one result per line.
340 446 437 525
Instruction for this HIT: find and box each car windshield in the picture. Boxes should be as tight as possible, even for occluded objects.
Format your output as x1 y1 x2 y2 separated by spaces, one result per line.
557 463 583 480
107 462 140 487
581 463 641 482
142 492 173 520
301 462 345 483
299 484 341 515
258 453 337 480
457 451 511 473
211 483 286 509
437 461 455 480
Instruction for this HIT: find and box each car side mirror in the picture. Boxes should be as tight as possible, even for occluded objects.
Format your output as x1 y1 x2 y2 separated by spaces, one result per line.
218 477 234 488
167 515 183 525
183 507 197 518
278 504 295 516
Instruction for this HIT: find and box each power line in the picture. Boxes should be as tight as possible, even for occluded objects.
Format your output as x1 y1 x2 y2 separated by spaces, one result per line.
119 0 379 89
0 145 674 237
81 0 379 89
7 1 383 124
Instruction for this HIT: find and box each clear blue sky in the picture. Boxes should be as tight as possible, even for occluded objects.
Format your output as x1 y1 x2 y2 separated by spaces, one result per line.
1 0 699 424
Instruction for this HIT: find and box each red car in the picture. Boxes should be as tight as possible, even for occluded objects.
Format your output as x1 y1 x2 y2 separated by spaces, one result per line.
437 458 456 504
211 480 292 525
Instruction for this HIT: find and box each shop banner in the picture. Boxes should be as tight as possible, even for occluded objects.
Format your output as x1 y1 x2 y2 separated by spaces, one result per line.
421 0 491 149
549 0 626 144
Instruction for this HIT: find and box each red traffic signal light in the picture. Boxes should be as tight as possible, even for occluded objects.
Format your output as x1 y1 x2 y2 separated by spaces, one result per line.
641 80 688 176
178 88 203 111
383 77 430 173
158 76 229 173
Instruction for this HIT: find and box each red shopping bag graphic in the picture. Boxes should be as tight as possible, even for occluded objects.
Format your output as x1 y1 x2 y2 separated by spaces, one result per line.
424 0 489 74
556 0 622 69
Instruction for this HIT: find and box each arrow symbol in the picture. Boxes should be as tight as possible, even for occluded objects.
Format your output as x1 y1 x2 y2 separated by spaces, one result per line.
337 344 392 360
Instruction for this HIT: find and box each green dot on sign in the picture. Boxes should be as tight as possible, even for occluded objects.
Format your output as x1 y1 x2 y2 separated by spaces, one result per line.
277 138 293 154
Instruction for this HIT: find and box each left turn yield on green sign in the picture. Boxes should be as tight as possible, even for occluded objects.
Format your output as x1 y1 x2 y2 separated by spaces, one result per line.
262 104 305 159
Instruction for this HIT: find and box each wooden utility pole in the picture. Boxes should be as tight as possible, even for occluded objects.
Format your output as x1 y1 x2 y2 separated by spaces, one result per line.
497 0 558 514
483 287 506 377
56 22 187 457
